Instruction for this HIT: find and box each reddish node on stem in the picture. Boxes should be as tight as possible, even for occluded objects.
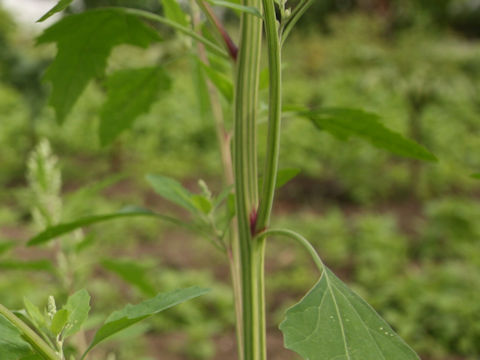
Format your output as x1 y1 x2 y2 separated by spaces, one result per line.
249 208 258 236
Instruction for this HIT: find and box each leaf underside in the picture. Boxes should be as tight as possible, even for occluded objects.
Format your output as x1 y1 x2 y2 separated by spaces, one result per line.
304 108 437 162
280 267 420 360
37 8 160 123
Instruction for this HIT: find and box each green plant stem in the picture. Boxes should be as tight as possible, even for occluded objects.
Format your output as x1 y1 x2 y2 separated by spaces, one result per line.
281 0 315 46
120 7 229 59
233 0 263 358
0 303 60 360
256 228 324 272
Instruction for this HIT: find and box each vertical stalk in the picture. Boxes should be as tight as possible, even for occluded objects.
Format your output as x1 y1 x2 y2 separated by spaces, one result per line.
233 0 263 359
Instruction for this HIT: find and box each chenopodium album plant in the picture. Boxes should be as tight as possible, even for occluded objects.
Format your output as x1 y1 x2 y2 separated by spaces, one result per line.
0 0 438 359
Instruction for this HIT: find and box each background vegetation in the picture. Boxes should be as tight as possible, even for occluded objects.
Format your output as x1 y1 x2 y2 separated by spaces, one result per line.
0 0 479 359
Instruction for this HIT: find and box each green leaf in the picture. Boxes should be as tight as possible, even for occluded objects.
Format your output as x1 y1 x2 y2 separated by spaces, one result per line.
206 0 262 18
0 316 35 360
302 108 437 162
0 241 14 255
37 8 160 123
191 195 213 214
37 0 74 22
471 173 480 179
201 63 233 102
82 287 209 358
102 259 156 296
50 309 69 335
280 267 419 360
63 289 90 338
191 57 212 122
23 298 46 330
161 0 190 27
27 207 159 246
259 168 300 191
0 260 55 272
99 67 171 146
146 174 197 212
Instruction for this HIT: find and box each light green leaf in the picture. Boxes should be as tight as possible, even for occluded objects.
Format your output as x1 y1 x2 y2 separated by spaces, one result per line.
206 0 262 18
63 289 90 338
146 174 197 212
102 259 156 296
0 315 36 360
201 63 233 102
280 267 419 360
0 260 55 272
50 309 69 336
303 108 437 162
161 0 189 27
37 8 160 123
27 207 160 246
99 67 171 146
81 287 209 358
23 298 45 330
259 168 300 191
37 0 74 22
191 195 213 214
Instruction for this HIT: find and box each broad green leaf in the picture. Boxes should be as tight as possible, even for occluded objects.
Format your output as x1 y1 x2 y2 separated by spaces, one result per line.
50 309 69 335
280 267 419 360
63 289 90 338
0 316 35 360
82 287 209 358
303 108 437 162
201 63 233 102
206 0 262 17
259 168 301 191
23 298 45 330
0 260 54 272
102 259 156 296
0 241 14 255
99 67 171 146
146 174 197 212
37 0 73 22
161 0 189 27
37 8 160 123
191 195 213 214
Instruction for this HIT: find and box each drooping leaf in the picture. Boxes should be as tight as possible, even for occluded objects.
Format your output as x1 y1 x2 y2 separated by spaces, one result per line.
161 0 190 27
27 207 160 246
0 260 55 272
99 67 171 146
37 0 74 22
50 309 69 335
280 267 420 360
0 316 35 360
201 63 233 102
259 168 301 191
37 8 160 123
81 287 209 358
63 289 90 338
102 259 156 296
146 174 197 213
302 108 437 162
206 0 262 17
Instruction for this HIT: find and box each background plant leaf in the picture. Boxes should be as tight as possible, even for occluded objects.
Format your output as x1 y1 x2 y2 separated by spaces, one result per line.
146 174 197 212
201 63 233 102
37 0 74 22
0 260 55 272
162 0 190 27
102 259 156 296
302 108 437 162
37 8 160 123
280 267 420 360
206 0 262 17
259 168 301 191
82 286 209 358
99 67 171 146
63 289 90 338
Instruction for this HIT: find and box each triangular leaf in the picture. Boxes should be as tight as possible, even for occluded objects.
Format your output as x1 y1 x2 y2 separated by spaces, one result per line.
63 289 90 338
280 267 419 360
37 0 74 22
82 287 209 358
99 67 171 145
37 8 160 123
302 108 437 162
146 174 197 213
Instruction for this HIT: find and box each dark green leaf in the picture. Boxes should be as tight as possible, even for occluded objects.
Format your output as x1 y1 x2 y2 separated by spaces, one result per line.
162 0 189 27
146 174 197 212
102 259 156 296
0 260 54 272
201 63 233 102
27 207 159 246
63 289 90 338
0 316 35 360
206 0 262 17
280 267 419 360
37 8 160 123
99 67 171 146
259 168 300 191
303 108 437 162
50 309 69 335
37 0 74 22
82 287 209 358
